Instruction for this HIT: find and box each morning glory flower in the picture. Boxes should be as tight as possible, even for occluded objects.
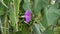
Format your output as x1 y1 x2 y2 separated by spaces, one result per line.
21 10 31 23
24 10 31 23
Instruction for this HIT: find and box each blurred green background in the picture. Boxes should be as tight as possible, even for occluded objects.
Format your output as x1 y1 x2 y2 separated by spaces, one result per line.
0 0 60 34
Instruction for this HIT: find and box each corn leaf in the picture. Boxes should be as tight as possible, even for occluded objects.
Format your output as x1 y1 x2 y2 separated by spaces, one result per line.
9 0 21 32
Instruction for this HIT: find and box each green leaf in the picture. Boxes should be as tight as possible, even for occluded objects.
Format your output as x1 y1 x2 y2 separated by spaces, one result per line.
22 24 30 34
9 0 21 32
23 0 31 11
54 26 60 34
13 0 21 31
0 0 10 16
57 9 60 16
33 0 48 15
32 23 41 34
9 6 17 32
0 11 9 34
39 23 46 32
56 0 60 3
55 0 60 8
4 0 10 7
0 3 5 16
42 6 59 27
9 5 18 32
43 29 54 34
0 0 8 8
0 7 4 16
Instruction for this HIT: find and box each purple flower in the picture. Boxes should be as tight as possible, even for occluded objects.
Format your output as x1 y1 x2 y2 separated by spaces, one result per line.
24 10 31 23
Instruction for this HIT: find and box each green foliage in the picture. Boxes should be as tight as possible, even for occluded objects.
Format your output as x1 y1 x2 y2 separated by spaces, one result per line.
9 0 21 32
43 28 54 34
32 23 41 34
42 6 60 27
0 0 60 34
0 7 4 16
0 2 5 16
54 26 60 34
23 0 31 11
33 0 48 15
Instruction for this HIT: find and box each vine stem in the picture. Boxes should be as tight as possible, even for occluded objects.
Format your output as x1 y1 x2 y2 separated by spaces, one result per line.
0 18 3 34
3 11 8 34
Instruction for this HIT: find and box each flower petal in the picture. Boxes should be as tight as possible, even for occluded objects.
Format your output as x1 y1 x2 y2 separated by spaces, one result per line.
24 10 31 23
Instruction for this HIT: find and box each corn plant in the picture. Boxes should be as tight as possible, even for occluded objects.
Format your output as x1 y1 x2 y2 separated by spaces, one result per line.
0 0 60 34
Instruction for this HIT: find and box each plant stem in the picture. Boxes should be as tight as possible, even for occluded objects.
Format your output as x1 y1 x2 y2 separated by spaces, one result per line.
3 11 8 34
0 18 3 34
